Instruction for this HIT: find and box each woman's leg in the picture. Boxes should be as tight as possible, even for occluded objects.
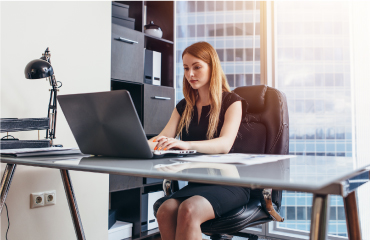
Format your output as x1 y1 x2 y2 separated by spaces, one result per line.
156 198 182 240
175 196 216 240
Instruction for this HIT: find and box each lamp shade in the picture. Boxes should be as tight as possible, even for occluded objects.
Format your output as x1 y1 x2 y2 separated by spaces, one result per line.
24 59 54 79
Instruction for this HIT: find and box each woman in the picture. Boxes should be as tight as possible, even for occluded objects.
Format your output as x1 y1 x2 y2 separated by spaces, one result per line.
148 41 249 240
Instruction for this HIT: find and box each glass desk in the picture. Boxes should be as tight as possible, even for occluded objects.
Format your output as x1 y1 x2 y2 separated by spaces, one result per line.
1 154 369 240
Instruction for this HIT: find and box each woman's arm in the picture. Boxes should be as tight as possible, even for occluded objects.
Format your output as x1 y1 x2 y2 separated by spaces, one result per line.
147 108 181 149
155 101 242 154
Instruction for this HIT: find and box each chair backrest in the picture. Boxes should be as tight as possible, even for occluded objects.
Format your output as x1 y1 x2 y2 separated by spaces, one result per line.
232 85 289 155
232 85 289 210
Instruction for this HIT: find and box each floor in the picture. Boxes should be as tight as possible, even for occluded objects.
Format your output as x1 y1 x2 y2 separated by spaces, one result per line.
152 234 286 240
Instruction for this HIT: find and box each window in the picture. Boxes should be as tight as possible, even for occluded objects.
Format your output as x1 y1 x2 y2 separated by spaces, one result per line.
274 1 351 238
176 1 261 103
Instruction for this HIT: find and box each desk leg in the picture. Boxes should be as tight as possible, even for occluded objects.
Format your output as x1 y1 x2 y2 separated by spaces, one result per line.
60 169 86 240
309 194 329 240
344 191 361 240
0 164 17 214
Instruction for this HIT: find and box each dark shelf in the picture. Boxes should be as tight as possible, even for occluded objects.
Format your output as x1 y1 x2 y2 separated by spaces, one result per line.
115 1 144 32
144 33 173 44
146 1 174 42
110 2 174 240
140 228 160 239
143 182 163 187
122 229 160 240
109 181 162 193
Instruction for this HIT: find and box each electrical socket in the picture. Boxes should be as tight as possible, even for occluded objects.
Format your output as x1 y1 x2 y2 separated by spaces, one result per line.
30 190 56 208
30 192 44 208
44 190 56 206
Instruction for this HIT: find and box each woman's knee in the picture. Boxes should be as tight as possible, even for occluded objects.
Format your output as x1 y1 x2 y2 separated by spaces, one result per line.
177 200 197 223
156 199 180 223
177 197 215 224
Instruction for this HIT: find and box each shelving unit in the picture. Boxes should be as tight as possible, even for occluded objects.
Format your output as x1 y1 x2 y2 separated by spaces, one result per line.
109 2 175 240
110 1 175 135
112 1 174 87
110 177 163 240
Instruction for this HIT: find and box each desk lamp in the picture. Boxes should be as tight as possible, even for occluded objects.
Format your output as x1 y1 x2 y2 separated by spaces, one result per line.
24 48 62 146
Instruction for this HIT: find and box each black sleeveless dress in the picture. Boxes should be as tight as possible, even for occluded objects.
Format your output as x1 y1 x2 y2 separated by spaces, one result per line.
168 92 251 218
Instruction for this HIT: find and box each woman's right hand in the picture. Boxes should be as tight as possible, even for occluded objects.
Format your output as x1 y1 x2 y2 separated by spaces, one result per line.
153 136 191 151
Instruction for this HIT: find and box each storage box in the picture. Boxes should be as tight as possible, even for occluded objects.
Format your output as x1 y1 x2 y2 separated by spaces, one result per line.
112 2 129 19
144 49 162 86
0 139 50 149
108 221 133 240
112 16 135 30
141 191 164 232
0 118 49 132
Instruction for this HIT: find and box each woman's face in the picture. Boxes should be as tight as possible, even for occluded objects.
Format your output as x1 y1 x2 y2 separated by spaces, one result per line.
183 53 211 91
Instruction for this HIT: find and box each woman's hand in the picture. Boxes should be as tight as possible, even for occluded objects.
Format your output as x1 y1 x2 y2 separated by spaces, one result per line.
153 136 191 151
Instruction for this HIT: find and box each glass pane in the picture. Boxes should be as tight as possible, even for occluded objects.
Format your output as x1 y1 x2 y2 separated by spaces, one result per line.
197 1 205 12
176 1 261 102
275 1 351 237
226 74 234 88
216 49 224 62
197 24 205 37
215 24 224 37
235 48 244 61
205 1 214 12
187 25 195 38
187 1 196 12
215 1 224 11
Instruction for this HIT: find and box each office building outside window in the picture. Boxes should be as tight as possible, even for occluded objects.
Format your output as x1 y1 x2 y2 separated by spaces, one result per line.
176 1 352 239
175 1 261 103
275 1 351 237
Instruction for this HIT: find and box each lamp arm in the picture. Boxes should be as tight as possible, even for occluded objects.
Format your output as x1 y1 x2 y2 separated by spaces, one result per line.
39 48 61 146
42 47 51 63
46 75 58 145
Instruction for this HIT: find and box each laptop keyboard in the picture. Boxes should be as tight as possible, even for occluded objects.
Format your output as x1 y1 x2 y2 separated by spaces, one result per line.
152 149 197 155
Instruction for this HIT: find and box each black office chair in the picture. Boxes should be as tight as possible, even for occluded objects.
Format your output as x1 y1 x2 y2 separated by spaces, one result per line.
154 85 289 240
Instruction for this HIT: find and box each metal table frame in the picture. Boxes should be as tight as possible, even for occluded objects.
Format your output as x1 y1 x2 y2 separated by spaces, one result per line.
0 159 368 240
0 164 86 240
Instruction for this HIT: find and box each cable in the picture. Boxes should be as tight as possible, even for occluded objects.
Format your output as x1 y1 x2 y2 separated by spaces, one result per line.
5 203 10 240
1 135 17 140
57 81 63 88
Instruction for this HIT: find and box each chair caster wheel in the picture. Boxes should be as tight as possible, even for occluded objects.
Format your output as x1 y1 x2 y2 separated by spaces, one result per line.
247 234 258 240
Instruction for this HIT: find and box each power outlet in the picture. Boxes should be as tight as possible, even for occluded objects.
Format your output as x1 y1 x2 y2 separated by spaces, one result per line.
30 192 45 208
44 190 56 206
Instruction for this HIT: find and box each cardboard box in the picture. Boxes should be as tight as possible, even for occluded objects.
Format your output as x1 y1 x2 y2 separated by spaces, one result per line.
108 221 133 240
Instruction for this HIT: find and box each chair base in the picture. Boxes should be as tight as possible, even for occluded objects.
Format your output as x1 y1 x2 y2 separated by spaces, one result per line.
235 232 259 240
245 234 258 240
208 233 258 240
209 234 233 240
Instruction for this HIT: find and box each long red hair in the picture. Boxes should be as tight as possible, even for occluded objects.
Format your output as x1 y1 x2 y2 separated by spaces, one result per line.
176 42 231 140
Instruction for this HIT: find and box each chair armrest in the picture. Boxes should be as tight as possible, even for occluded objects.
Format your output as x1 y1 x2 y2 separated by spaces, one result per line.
162 179 173 196
262 189 284 222
162 181 284 222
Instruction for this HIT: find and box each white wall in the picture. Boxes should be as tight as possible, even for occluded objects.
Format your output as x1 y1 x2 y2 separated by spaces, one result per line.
1 2 111 239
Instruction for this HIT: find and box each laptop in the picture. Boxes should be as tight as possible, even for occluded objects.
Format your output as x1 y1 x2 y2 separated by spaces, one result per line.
57 90 196 158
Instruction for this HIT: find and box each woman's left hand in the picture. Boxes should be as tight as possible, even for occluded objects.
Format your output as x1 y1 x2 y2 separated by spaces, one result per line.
153 136 191 151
